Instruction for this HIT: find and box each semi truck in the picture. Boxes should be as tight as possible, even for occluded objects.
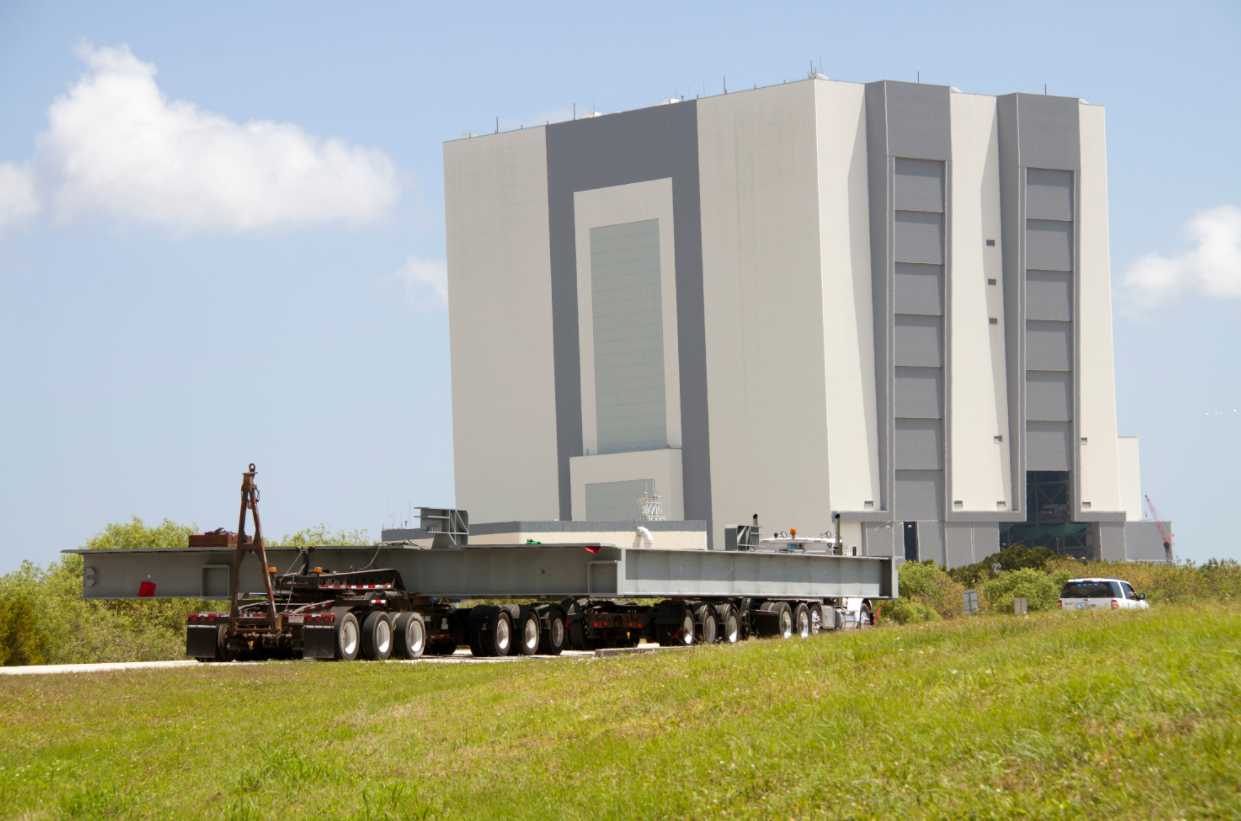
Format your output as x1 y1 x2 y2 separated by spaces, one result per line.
70 464 896 661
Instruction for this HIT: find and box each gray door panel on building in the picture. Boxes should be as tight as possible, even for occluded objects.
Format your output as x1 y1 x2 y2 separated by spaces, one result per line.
893 159 946 213
1026 320 1072 371
1026 270 1073 322
1025 169 1074 221
1026 371 1073 422
894 367 944 419
894 315 944 367
894 263 944 316
894 211 945 265
894 419 944 469
590 219 668 454
1026 421 1072 471
894 469 944 520
1025 220 1073 272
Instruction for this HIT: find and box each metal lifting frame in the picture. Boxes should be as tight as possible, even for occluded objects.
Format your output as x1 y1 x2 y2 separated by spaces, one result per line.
226 463 280 633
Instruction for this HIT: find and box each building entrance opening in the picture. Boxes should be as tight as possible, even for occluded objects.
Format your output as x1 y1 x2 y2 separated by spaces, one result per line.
903 521 919 562
1000 470 1091 559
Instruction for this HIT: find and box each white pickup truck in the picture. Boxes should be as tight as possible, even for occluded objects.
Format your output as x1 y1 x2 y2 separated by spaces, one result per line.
1059 578 1150 610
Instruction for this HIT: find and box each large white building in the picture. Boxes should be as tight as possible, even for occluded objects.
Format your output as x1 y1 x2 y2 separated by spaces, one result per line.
441 76 1170 567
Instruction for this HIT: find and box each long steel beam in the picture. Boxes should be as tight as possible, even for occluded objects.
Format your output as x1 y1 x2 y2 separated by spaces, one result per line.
67 544 896 601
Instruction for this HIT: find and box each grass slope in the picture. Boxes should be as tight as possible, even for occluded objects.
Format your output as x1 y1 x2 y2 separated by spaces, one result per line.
1 605 1238 819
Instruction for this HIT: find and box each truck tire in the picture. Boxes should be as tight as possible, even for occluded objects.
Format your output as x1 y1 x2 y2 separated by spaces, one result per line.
695 604 719 644
807 602 823 635
335 611 361 660
657 606 695 647
793 603 811 638
468 606 513 657
539 607 566 655
361 611 393 660
393 612 426 659
715 604 741 644
755 601 793 639
514 607 540 656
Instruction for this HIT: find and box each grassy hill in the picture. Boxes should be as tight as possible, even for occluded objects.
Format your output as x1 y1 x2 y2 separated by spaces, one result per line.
1 604 1238 819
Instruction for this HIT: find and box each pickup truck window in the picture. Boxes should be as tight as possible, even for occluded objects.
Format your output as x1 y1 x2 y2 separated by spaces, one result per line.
1061 581 1113 598
1121 582 1137 599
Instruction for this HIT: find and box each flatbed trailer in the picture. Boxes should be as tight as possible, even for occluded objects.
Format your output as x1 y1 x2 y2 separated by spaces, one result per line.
68 465 895 661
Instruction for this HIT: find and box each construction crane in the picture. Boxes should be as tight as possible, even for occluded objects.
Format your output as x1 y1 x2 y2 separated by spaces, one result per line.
1143 494 1174 562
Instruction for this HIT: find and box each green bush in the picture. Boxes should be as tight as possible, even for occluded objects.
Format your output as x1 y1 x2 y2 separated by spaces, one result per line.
897 561 965 619
949 545 1059 587
876 597 940 625
982 568 1061 613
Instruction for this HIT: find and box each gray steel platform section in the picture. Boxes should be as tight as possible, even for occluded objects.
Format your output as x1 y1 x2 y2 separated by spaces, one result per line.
67 544 895 601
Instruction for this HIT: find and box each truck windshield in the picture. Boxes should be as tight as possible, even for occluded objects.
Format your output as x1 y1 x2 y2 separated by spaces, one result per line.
1061 581 1113 598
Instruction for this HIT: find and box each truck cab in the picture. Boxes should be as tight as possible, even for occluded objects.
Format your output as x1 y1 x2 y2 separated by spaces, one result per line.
1059 578 1149 611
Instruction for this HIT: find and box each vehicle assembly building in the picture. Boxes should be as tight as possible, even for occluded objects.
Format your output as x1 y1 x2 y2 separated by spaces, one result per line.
442 76 1170 568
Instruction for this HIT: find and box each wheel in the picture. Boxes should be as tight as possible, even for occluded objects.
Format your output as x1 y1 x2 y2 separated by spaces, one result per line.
566 601 594 651
361 611 393 660
807 602 823 635
468 606 513 657
715 604 741 644
756 601 793 639
696 604 719 644
392 612 426 659
658 606 695 647
515 607 540 656
335 611 361 661
777 603 794 639
793 604 811 638
539 607 566 655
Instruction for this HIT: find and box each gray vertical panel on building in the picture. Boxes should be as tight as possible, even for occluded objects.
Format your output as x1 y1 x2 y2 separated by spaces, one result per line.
864 82 891 511
1013 95 1080 171
1025 168 1074 220
1026 421 1072 471
863 521 896 558
917 521 946 566
545 102 710 530
589 219 668 453
894 367 944 419
893 212 945 264
893 158 945 212
584 478 655 521
894 420 943 469
1098 521 1126 562
894 315 944 367
883 83 951 161
944 524 975 568
894 470 944 519
1026 371 1073 422
1123 521 1171 562
894 264 944 315
1025 220 1073 271
1026 270 1073 321
1026 320 1072 371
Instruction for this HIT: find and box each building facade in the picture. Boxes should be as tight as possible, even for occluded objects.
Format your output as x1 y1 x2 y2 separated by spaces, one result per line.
443 77 1169 567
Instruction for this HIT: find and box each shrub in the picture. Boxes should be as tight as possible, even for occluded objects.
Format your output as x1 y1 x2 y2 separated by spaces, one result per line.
876 598 940 625
949 545 1059 587
982 568 1061 613
898 561 965 619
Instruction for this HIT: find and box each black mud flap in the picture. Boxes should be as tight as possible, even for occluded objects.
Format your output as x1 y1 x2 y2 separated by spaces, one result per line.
187 625 222 660
302 625 338 659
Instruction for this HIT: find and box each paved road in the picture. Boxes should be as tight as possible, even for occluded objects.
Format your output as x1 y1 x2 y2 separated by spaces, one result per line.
0 645 680 676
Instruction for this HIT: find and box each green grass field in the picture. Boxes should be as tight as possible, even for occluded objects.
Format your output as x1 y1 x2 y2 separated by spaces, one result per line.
1 605 1238 819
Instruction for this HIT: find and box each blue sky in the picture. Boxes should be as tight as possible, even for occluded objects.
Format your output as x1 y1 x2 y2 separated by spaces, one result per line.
1 1 1238 570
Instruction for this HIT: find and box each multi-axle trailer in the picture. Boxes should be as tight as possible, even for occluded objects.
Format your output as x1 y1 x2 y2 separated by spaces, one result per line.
70 465 895 661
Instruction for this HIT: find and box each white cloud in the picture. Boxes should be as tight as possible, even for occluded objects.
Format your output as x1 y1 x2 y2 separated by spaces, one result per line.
1123 205 1241 309
391 256 447 310
0 163 40 229
38 43 399 232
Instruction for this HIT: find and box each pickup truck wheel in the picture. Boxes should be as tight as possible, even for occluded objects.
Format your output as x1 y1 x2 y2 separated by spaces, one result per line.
393 612 426 659
793 603 811 638
335 612 361 660
716 605 741 644
539 607 566 655
361 612 393 660
696 604 718 644
514 607 540 656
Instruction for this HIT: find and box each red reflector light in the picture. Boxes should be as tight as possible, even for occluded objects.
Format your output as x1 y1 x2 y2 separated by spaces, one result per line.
138 580 157 598
584 546 601 555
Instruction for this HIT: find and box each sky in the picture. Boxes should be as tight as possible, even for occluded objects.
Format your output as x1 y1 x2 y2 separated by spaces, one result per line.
1 1 1238 571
